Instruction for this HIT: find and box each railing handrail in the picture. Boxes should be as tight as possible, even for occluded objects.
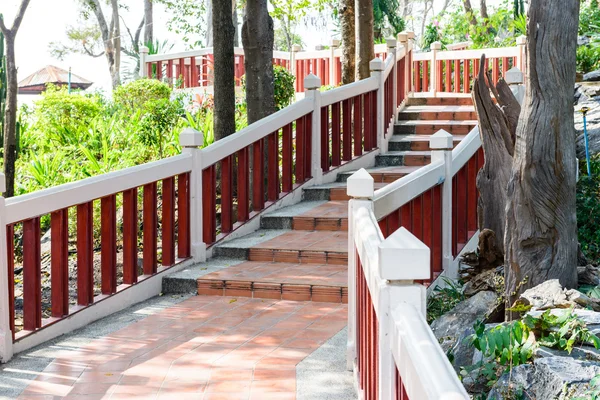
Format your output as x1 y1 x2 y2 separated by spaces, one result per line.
413 45 519 62
383 53 395 80
5 153 193 225
392 303 470 399
451 126 481 175
320 76 378 107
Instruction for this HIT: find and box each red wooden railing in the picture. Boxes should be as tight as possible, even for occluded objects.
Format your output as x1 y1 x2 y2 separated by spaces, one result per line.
6 172 191 340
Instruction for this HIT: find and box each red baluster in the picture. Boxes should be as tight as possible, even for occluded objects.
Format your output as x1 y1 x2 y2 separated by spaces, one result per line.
162 177 176 265
321 106 330 172
295 117 306 183
51 209 69 318
282 125 293 192
7 225 15 339
23 218 41 331
267 131 280 202
101 195 117 294
123 188 138 283
143 183 158 275
202 166 217 243
331 102 341 166
237 148 250 222
354 95 363 157
77 202 94 305
221 156 234 233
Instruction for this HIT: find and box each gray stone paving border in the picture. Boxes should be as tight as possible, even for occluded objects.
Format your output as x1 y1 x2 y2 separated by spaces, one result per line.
0 293 192 399
162 257 244 293
297 326 356 400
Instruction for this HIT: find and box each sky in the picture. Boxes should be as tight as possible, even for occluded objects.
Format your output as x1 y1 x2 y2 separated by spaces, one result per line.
2 0 504 98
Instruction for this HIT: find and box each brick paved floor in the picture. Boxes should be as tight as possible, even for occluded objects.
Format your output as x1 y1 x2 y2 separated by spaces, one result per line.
17 296 347 400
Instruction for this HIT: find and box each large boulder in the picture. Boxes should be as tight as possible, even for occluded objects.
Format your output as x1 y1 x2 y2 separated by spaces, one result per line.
513 279 600 312
488 357 600 399
431 291 499 352
574 83 600 158
584 70 600 82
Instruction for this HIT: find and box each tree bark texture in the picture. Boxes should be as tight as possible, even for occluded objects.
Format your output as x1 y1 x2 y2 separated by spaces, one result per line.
480 0 489 19
504 0 580 313
0 0 31 198
462 0 478 25
212 0 236 141
242 0 275 124
473 55 518 255
87 0 121 88
340 0 355 84
355 0 374 80
144 0 153 45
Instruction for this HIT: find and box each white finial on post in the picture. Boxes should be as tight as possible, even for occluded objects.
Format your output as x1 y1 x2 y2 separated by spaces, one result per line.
347 168 375 199
379 227 430 280
304 74 323 184
140 45 149 78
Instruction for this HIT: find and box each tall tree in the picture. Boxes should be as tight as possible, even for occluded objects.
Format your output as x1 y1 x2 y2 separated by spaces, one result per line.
144 0 153 45
340 0 355 84
462 0 477 25
355 0 374 79
0 0 31 198
213 0 236 140
504 0 580 311
242 0 275 124
84 0 121 88
480 0 489 19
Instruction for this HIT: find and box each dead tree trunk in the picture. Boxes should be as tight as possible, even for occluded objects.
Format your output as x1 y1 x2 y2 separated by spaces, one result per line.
472 55 520 254
340 0 355 84
242 0 275 124
355 0 374 80
0 0 31 198
504 0 580 313
213 0 236 141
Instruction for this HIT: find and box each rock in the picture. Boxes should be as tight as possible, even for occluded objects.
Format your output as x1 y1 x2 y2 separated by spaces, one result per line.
448 327 475 373
579 264 600 286
566 288 600 311
514 279 572 311
584 70 600 82
431 291 499 352
463 269 499 297
488 357 600 399
535 345 600 362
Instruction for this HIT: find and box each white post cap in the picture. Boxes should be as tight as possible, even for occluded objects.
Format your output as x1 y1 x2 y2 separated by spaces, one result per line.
379 227 430 280
347 168 374 199
431 41 442 51
505 67 524 85
516 35 526 45
386 38 397 48
369 58 384 71
330 39 341 47
179 127 204 147
0 173 5 194
430 129 453 150
140 45 149 54
304 74 321 90
291 44 302 52
315 45 325 50
406 31 416 40
397 32 408 42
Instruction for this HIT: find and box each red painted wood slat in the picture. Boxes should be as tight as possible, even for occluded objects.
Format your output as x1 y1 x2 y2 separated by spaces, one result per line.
202 166 217 243
457 166 468 247
321 106 330 172
143 183 158 275
7 225 15 338
433 185 443 273
221 156 234 233
414 61 421 92
77 202 94 305
364 93 372 151
253 140 265 210
190 56 198 87
304 114 312 179
331 102 341 166
467 156 479 233
342 98 352 162
51 209 69 318
423 61 429 92
162 177 176 265
422 189 434 277
177 173 191 259
454 60 461 92
267 132 280 202
123 188 138 284
353 95 363 157
101 195 117 294
463 59 470 93
237 148 250 221
445 60 451 92
282 125 293 192
411 196 423 240
23 218 42 331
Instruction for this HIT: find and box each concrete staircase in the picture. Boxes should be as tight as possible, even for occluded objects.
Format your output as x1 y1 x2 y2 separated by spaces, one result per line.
178 95 476 303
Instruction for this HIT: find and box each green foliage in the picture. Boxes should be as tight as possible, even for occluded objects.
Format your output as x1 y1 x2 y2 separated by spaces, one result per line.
577 44 600 73
427 278 464 324
580 0 600 37
113 79 172 110
373 0 405 39
573 374 600 400
273 66 296 110
154 0 207 49
577 163 600 263
422 23 444 51
274 28 305 52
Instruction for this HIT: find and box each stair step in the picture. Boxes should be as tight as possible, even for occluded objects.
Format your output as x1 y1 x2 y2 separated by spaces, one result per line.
398 106 477 121
394 120 477 135
303 182 388 201
406 96 473 106
196 261 348 303
376 151 431 167
388 135 465 151
262 201 348 231
336 166 421 183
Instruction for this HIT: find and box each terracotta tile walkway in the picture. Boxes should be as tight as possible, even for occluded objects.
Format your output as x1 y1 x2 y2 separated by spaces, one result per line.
18 296 347 400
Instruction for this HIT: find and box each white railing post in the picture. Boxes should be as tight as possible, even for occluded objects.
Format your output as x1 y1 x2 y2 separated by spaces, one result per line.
370 58 385 152
516 35 527 77
430 130 454 274
346 168 375 371
387 38 398 125
140 45 149 78
179 128 207 263
305 74 323 184
330 39 340 85
0 173 13 363
407 31 415 94
291 44 301 79
430 41 442 97
505 67 525 105
378 228 430 398
397 32 409 116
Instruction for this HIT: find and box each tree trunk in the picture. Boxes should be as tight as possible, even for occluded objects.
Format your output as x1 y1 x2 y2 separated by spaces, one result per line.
463 0 478 25
340 0 355 84
0 0 31 198
2 33 17 198
242 0 275 124
213 0 236 141
355 0 374 80
233 1 239 47
206 0 213 46
110 0 121 88
480 0 489 19
473 55 519 254
144 0 153 45
87 0 120 88
504 0 580 315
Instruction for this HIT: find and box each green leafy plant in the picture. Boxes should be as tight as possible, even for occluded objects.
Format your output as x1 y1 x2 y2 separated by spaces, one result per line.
113 79 172 110
273 65 296 110
577 44 600 73
574 374 600 400
577 166 600 264
427 278 464 324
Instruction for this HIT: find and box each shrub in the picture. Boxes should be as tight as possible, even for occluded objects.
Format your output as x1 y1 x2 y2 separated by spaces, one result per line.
273 65 296 110
33 85 102 132
577 161 600 263
113 78 172 110
577 44 600 73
